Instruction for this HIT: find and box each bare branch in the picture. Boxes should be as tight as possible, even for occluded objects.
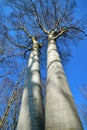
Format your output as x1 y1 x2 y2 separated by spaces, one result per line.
0 72 11 78
20 26 32 38
24 47 32 58
5 35 29 49
53 29 68 39
66 26 87 36
54 26 87 40
0 69 25 128
29 0 49 34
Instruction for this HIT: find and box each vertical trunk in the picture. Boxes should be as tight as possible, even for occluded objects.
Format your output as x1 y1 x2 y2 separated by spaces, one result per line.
45 33 83 130
17 37 44 130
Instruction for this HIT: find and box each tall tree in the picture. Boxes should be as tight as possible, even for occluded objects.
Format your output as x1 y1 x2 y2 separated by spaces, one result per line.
17 37 44 130
45 30 83 130
1 0 87 129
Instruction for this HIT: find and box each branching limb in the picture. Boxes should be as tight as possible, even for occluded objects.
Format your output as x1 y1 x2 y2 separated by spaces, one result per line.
53 29 68 39
54 26 87 39
20 26 32 38
66 26 87 37
4 34 29 49
30 0 49 34
7 26 32 38
54 18 62 30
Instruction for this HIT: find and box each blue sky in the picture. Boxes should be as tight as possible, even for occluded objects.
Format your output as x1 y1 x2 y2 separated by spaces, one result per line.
64 1 87 129
64 0 87 101
65 36 87 129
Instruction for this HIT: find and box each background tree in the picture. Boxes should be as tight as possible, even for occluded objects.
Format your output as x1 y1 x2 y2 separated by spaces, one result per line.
0 70 24 129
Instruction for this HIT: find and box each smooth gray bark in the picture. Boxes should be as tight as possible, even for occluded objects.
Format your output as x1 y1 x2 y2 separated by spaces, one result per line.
45 33 83 130
17 37 44 130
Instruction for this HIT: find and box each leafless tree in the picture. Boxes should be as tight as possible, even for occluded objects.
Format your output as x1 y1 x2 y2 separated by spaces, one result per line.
0 0 87 129
0 70 25 129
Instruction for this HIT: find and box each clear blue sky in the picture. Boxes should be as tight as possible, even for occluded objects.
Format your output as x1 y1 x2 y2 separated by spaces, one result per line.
64 0 87 102
65 39 87 96
64 1 87 129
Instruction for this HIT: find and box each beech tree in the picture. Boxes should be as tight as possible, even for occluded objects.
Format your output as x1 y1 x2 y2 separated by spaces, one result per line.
0 0 87 129
17 37 44 130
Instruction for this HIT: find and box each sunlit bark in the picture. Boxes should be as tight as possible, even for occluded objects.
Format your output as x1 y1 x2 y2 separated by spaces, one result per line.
45 32 83 130
17 37 44 130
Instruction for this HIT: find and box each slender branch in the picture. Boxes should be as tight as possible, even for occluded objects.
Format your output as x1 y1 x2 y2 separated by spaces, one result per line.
52 0 57 22
0 91 16 128
37 22 49 34
5 35 29 49
54 26 87 39
0 70 25 128
39 0 50 30
20 26 32 38
55 18 61 30
0 72 11 78
24 47 32 57
30 0 49 34
66 26 87 36
6 25 32 38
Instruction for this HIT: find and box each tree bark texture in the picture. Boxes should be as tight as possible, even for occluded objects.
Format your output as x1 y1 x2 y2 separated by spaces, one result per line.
45 33 83 130
17 37 44 130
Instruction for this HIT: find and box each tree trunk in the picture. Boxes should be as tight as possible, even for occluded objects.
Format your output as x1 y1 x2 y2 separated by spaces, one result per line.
17 37 44 130
45 33 83 130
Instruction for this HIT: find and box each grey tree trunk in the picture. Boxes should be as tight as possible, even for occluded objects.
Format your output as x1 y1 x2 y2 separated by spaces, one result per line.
45 33 83 130
17 37 44 130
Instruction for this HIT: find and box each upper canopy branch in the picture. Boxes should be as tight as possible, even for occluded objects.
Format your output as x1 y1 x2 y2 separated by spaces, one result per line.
7 26 37 39
66 26 87 37
20 26 32 38
6 35 29 49
30 0 49 34
53 29 68 39
53 26 87 39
